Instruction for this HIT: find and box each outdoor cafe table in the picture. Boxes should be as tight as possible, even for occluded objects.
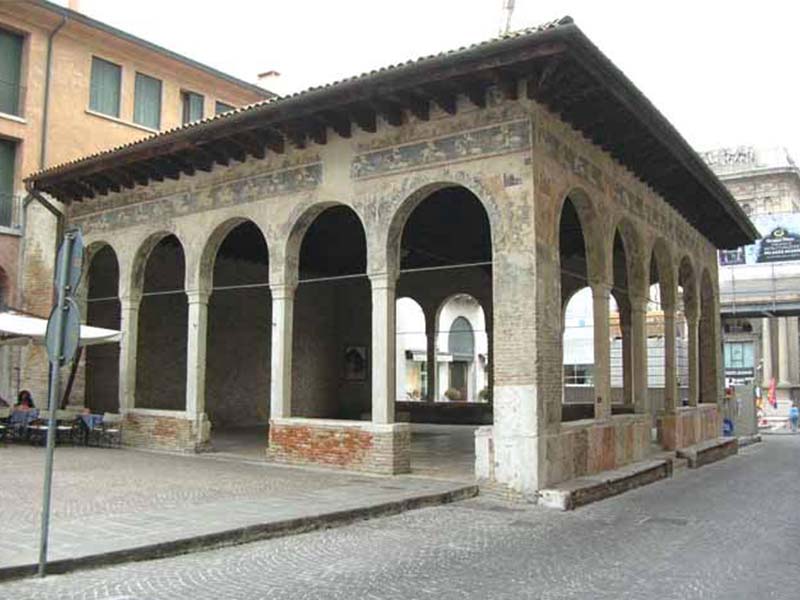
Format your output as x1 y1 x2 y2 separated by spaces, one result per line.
8 409 38 439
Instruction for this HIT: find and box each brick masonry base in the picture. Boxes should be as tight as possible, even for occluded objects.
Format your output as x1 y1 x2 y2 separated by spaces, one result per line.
657 404 721 451
267 418 411 475
475 414 652 492
122 410 210 453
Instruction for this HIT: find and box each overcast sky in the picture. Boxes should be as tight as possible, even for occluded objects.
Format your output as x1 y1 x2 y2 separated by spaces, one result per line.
58 0 799 160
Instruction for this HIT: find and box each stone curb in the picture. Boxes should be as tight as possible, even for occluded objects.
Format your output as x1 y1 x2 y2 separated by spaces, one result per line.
737 434 762 448
538 459 673 511
0 484 478 583
676 437 738 468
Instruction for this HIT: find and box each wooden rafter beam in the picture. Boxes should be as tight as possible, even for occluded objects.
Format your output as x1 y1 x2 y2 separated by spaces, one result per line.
464 84 488 109
394 92 430 121
234 131 267 159
370 100 404 127
351 108 377 133
319 111 352 138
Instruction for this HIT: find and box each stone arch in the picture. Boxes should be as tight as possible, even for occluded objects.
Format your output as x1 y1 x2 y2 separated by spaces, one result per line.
395 296 428 402
556 186 606 286
434 293 489 403
204 218 272 433
289 202 370 420
384 179 500 280
128 230 189 300
610 217 646 298
648 237 676 311
134 232 188 411
196 217 272 295
678 255 698 317
84 242 121 414
281 200 369 286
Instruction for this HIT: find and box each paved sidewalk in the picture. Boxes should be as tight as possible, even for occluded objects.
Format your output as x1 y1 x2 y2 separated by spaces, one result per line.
0 445 475 580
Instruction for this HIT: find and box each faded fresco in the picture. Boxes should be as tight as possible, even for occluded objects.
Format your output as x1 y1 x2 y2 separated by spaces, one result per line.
351 120 531 179
71 163 322 235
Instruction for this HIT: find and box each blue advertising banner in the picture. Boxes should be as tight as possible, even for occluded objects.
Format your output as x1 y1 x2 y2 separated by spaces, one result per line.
719 213 800 265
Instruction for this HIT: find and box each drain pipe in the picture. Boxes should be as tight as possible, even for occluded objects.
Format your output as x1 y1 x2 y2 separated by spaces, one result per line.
21 12 68 301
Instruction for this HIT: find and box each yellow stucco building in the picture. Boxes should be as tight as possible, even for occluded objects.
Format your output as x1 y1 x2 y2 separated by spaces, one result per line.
0 0 272 401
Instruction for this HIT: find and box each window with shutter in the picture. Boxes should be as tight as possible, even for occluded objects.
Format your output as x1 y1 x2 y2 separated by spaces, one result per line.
134 73 162 129
181 91 204 124
0 28 23 116
0 138 16 227
89 57 121 117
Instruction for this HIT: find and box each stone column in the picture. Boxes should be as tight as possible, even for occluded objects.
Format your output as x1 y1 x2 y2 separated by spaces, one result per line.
425 319 437 402
762 317 773 387
619 310 633 407
663 307 678 412
788 317 799 385
269 283 295 419
118 295 141 412
370 274 395 425
591 283 612 420
631 297 649 415
687 313 699 407
185 290 209 418
779 317 790 386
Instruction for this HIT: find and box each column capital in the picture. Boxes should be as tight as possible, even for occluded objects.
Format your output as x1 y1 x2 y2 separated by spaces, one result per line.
368 272 397 291
269 282 297 301
590 281 612 298
119 295 141 310
185 289 210 305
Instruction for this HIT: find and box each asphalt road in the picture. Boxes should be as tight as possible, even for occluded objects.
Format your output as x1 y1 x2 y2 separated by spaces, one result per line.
2 435 798 600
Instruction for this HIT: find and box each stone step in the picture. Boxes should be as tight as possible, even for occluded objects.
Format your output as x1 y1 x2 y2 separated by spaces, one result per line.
676 437 739 468
538 458 672 511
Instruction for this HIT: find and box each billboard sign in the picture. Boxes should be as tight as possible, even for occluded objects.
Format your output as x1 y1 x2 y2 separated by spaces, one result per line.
719 213 800 266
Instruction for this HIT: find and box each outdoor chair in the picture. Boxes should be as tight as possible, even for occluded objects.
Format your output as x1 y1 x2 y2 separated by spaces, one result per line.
55 409 79 444
100 413 123 448
0 407 9 442
27 410 51 445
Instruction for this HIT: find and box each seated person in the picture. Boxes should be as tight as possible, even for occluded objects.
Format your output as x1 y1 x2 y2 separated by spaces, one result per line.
15 390 35 410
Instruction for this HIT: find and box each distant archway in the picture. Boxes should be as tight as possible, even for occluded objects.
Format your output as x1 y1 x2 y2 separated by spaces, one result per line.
85 245 121 414
291 204 369 419
135 234 187 410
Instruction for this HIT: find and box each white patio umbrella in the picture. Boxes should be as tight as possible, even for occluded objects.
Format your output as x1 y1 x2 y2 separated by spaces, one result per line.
0 309 121 347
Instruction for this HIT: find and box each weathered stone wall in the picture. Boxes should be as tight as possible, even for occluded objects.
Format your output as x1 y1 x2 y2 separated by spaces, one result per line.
60 83 723 481
658 404 721 450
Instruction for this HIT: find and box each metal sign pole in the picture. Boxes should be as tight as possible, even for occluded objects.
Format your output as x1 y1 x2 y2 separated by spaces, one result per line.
37 231 75 578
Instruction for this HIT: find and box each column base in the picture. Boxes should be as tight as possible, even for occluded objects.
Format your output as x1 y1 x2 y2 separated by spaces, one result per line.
267 417 410 474
122 409 211 452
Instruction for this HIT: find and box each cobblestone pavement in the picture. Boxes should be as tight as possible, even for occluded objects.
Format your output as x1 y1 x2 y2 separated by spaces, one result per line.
3 436 798 600
0 445 469 570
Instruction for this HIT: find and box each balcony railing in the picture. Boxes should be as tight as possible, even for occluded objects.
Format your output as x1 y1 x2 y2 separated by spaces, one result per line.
0 78 25 119
0 193 24 231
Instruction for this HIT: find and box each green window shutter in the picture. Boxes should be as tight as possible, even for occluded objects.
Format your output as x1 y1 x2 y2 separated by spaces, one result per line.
0 138 16 226
134 73 162 129
0 28 23 116
182 91 204 124
90 57 121 117
215 101 234 115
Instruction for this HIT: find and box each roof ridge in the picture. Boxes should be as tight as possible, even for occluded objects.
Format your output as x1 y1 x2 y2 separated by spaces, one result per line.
27 15 573 180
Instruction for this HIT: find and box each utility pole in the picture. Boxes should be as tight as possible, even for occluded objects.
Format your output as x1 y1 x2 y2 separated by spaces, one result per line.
501 0 515 35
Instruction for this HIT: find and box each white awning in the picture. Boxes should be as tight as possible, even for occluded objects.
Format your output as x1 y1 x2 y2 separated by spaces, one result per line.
0 310 121 347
